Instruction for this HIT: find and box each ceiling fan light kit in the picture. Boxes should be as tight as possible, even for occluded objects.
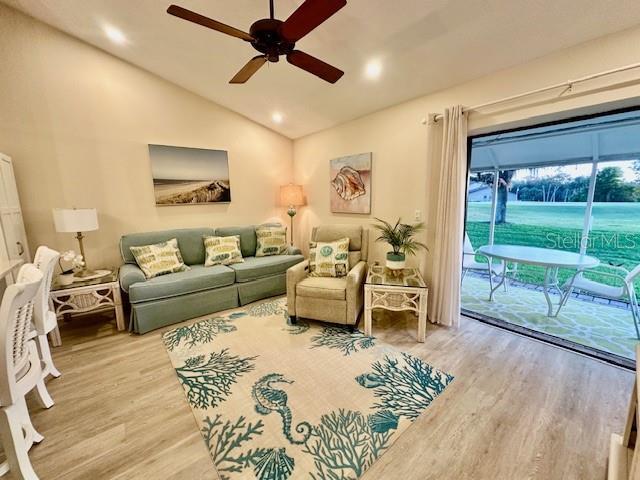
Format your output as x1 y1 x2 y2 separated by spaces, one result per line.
167 0 346 84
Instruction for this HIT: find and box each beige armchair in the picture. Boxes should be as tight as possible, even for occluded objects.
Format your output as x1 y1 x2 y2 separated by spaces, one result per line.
287 224 369 328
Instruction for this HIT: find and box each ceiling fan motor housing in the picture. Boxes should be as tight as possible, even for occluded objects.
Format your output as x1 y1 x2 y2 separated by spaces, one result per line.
249 19 295 62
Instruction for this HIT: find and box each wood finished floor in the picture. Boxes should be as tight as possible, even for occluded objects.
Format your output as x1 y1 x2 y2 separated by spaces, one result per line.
14 305 635 480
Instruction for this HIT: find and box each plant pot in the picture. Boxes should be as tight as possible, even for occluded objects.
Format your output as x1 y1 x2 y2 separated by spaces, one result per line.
58 273 74 286
386 252 406 270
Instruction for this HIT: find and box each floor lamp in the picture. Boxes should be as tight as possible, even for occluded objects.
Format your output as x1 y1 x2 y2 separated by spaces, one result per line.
279 184 305 246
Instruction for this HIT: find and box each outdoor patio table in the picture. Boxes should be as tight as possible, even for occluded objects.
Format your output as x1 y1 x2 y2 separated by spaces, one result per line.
477 244 600 317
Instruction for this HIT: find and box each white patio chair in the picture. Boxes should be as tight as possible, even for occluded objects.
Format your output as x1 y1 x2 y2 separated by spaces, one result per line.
0 264 53 480
462 233 508 292
30 246 62 382
559 263 640 339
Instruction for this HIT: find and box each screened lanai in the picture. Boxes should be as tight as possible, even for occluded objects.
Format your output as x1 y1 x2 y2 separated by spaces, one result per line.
462 108 640 366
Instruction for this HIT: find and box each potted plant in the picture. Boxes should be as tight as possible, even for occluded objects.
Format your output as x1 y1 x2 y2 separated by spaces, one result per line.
372 217 428 270
58 250 84 285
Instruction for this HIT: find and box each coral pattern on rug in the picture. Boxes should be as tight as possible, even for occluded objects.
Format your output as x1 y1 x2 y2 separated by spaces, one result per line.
176 349 257 409
164 298 453 479
310 326 376 356
163 311 247 351
356 352 454 420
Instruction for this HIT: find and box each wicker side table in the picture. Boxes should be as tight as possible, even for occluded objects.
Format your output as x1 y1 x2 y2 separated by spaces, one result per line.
49 267 125 345
364 264 428 342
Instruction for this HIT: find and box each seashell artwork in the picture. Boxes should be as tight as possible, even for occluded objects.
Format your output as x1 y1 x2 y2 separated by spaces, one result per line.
330 153 372 214
331 166 366 201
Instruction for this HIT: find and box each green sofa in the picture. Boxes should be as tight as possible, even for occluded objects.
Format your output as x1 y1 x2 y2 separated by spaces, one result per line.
119 225 303 333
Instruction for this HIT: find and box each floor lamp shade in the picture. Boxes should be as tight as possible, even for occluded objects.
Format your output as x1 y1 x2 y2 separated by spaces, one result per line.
279 184 305 207
53 208 99 233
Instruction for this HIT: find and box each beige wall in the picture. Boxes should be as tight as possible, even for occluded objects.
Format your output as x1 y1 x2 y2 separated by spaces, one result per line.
0 4 293 267
3 2 640 279
293 25 640 285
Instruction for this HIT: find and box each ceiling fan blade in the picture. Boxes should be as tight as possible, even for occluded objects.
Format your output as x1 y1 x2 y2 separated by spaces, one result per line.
230 56 268 84
280 0 347 42
167 5 254 41
287 50 344 84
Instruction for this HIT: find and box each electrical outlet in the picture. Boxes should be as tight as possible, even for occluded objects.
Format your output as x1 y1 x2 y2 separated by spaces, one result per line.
414 209 422 222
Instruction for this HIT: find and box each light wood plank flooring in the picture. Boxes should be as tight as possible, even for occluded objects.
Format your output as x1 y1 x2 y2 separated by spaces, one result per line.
13 305 635 479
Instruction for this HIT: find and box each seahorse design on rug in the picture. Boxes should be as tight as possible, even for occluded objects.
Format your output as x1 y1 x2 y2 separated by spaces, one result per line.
252 373 312 445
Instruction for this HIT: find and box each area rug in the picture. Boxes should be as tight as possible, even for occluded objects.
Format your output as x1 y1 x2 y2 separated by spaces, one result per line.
163 298 453 480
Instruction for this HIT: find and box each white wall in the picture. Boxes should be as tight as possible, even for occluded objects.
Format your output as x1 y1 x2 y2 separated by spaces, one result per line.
0 4 294 267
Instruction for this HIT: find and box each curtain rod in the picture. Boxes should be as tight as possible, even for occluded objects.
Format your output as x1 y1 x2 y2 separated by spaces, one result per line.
432 61 640 122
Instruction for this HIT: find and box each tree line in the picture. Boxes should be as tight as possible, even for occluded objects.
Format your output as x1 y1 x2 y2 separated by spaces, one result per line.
512 166 640 203
471 164 640 224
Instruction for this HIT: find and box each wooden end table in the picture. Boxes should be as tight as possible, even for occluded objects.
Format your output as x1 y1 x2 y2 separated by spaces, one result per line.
49 267 125 345
364 264 428 342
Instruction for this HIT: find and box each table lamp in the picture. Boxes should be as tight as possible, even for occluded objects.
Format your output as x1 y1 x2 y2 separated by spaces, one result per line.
279 184 305 246
53 208 99 277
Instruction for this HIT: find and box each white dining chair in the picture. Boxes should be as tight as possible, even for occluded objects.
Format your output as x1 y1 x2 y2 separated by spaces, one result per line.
0 264 54 480
462 233 508 292
559 263 640 339
30 246 61 381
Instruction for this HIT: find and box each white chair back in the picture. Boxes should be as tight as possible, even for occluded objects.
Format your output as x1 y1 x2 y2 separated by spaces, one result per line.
0 264 43 406
625 264 640 284
32 246 60 335
463 233 475 255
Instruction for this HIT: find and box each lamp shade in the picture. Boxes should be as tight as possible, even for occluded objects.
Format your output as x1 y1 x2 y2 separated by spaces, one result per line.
279 184 305 207
53 208 99 233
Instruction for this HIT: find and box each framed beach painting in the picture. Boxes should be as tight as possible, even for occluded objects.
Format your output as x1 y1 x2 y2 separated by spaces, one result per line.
330 152 372 214
149 144 231 205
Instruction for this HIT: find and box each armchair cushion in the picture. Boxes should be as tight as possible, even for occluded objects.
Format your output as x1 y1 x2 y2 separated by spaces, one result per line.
296 277 347 301
309 238 350 277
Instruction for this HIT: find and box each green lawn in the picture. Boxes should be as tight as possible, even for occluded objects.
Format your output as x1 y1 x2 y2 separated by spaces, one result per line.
465 201 640 295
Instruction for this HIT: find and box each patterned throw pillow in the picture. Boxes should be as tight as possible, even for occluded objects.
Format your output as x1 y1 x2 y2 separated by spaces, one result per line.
204 235 244 266
255 225 288 257
309 237 350 277
129 238 189 279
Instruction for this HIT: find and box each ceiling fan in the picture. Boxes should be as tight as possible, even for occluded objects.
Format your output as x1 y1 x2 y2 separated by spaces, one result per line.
167 0 347 84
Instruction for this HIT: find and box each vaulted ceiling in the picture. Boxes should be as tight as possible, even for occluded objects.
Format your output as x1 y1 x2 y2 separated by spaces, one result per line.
6 0 640 138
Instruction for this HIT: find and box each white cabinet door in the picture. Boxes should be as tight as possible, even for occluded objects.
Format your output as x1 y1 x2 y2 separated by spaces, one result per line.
0 154 30 263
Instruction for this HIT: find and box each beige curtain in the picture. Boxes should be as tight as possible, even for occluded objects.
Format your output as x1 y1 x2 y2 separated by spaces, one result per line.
428 105 468 327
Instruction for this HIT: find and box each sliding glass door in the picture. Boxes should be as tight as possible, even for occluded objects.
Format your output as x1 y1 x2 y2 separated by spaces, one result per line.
462 108 640 367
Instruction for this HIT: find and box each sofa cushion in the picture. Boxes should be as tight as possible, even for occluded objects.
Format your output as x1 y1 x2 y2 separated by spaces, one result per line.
215 226 257 258
204 235 244 266
296 276 346 301
255 225 288 256
128 264 235 303
120 228 216 266
230 255 304 283
129 238 190 279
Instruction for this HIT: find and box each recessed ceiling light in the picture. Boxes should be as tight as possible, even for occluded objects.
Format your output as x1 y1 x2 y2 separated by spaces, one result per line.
104 25 127 45
272 112 283 124
364 60 382 80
